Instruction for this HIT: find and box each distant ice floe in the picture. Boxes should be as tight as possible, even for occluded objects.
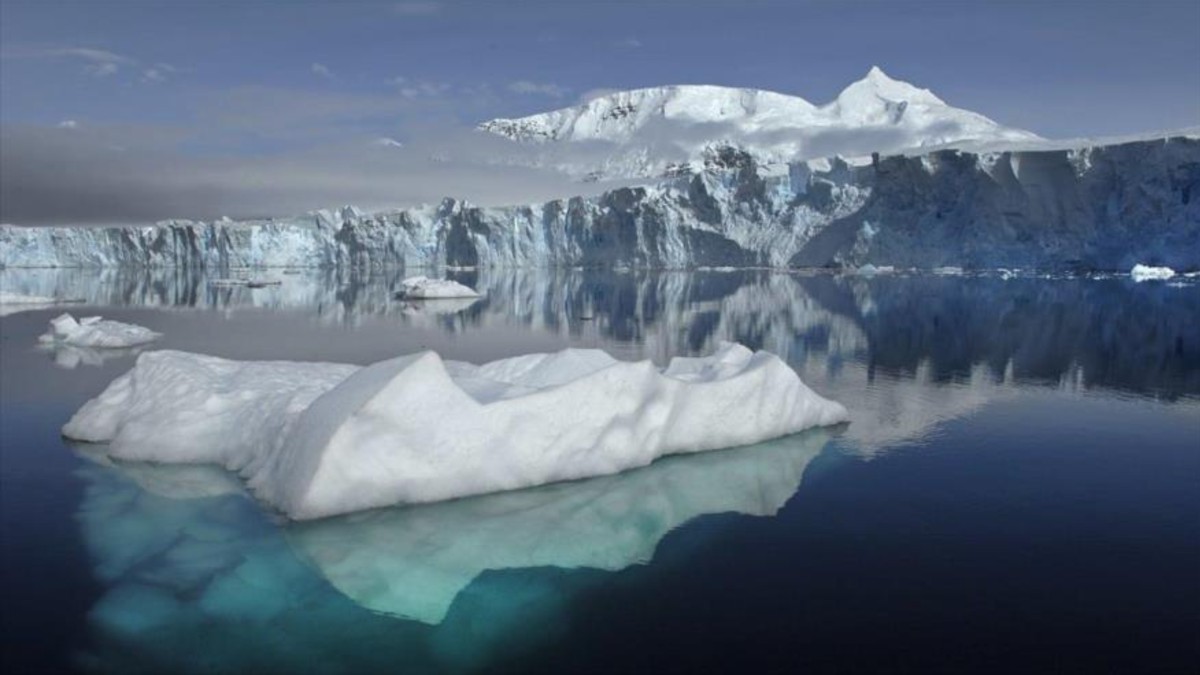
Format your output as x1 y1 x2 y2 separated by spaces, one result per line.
396 275 480 299
38 313 161 348
63 343 847 519
1130 264 1176 282
0 291 83 317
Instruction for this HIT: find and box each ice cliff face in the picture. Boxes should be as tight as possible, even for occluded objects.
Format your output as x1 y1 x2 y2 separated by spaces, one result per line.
478 67 1039 180
2 135 1197 271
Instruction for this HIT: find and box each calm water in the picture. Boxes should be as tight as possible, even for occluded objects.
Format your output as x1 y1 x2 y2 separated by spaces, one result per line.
1 269 1198 674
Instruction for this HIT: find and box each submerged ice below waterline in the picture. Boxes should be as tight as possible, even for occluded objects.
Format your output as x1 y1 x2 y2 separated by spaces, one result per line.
63 343 847 519
69 426 831 672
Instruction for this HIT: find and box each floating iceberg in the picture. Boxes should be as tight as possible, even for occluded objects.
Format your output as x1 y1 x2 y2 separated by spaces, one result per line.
1130 264 1176 281
38 313 161 348
63 343 847 519
397 276 480 299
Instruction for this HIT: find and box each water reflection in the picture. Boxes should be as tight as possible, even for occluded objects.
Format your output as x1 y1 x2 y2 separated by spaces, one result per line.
6 268 1195 400
289 430 831 624
70 430 831 673
38 343 147 370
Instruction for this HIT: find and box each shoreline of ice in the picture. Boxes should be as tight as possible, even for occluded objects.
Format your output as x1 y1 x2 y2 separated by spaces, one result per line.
62 343 848 519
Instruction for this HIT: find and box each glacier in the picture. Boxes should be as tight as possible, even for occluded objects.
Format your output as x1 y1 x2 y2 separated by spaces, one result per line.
63 343 848 519
3 134 1196 272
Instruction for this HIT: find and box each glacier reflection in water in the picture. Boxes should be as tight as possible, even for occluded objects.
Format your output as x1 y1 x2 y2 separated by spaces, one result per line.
71 430 832 672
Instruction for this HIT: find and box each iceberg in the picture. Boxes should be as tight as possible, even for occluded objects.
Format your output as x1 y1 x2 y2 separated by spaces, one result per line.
38 313 161 348
63 343 847 519
1130 264 1176 281
396 275 480 299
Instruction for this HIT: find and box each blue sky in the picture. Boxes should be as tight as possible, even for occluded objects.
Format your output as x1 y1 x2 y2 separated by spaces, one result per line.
1 0 1197 223
3 0 1197 137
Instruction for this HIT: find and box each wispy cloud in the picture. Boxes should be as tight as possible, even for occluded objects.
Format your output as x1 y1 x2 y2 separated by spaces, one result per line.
391 1 441 16
386 76 453 100
311 62 334 79
615 37 643 49
142 62 177 83
508 80 569 98
57 119 79 129
3 46 177 83
578 88 619 104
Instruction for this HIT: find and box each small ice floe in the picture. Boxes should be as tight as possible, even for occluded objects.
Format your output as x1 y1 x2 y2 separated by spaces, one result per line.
63 343 848 520
1130 264 1176 282
0 292 84 317
395 275 480 299
856 264 895 276
38 313 161 348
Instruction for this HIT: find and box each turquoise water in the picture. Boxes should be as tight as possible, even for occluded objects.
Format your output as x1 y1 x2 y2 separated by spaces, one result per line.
2 270 1198 673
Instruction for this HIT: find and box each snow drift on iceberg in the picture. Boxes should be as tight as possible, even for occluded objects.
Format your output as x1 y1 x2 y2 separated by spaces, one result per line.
63 343 847 519
39 313 161 348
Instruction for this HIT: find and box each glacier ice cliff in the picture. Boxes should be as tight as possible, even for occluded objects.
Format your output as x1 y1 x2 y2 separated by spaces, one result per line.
2 135 1197 271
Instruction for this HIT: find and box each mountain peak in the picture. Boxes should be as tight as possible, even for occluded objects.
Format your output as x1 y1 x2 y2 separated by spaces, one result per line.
836 66 946 112
864 65 891 82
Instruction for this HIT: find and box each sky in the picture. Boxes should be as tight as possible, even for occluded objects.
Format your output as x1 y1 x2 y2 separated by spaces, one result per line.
2 0 1198 224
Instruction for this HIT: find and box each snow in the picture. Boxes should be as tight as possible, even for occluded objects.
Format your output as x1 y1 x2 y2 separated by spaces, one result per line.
479 66 1040 180
397 275 480 299
1130 264 1176 281
63 343 847 520
38 313 161 348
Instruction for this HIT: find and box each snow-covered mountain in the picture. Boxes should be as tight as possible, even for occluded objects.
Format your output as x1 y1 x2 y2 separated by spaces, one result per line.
479 67 1040 180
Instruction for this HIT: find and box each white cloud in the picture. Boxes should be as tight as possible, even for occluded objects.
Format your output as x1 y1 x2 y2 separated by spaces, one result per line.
508 80 569 98
4 46 178 84
57 120 79 129
387 77 452 99
579 88 619 104
142 63 177 83
311 62 334 78
391 2 440 16
44 47 135 77
85 62 120 77
615 37 643 49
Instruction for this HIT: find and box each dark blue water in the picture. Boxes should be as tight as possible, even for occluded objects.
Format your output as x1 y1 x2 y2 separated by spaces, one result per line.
1 269 1198 674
